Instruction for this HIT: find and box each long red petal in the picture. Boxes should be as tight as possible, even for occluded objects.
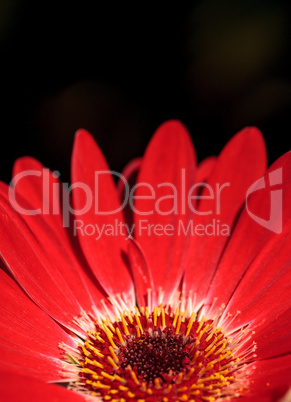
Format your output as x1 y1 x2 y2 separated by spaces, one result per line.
223 224 291 327
195 156 216 184
134 120 197 301
127 237 155 308
229 397 272 402
12 156 65 233
0 343 66 382
0 193 84 335
220 227 291 360
117 157 142 229
11 158 107 309
0 180 106 313
248 355 291 400
183 127 267 309
251 308 291 360
189 157 217 211
71 129 134 305
0 269 75 381
206 151 291 309
0 371 85 401
1 184 103 312
117 157 142 197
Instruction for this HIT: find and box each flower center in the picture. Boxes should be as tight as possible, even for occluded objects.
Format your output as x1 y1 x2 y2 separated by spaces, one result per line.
119 328 192 382
62 305 255 401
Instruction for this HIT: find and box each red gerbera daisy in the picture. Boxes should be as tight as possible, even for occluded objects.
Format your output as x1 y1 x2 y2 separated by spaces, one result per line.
0 120 290 401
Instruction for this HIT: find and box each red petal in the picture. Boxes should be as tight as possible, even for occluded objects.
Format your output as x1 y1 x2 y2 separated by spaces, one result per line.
251 308 291 360
195 156 216 184
183 127 267 308
229 397 272 402
71 129 134 304
0 371 85 401
0 193 83 334
207 150 291 309
134 120 197 301
117 157 142 229
221 227 291 360
188 157 217 211
222 232 291 360
0 180 106 313
127 237 155 308
12 157 65 233
117 157 142 197
223 223 291 328
0 343 65 382
0 269 75 381
248 355 291 399
0 269 75 354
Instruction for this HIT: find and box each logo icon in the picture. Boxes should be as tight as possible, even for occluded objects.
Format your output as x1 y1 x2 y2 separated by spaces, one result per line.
246 168 283 234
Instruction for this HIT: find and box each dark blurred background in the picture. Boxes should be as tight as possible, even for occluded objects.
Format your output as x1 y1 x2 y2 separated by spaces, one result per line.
1 0 290 183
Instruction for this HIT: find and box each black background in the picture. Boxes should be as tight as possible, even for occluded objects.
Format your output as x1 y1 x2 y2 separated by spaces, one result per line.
1 1 290 184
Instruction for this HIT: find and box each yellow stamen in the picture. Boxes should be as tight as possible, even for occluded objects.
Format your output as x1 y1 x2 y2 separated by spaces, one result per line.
109 346 118 362
85 342 104 358
185 368 195 380
192 350 200 363
107 356 119 370
140 382 147 392
95 333 105 343
136 325 141 338
114 374 126 383
80 344 91 357
119 385 128 391
100 322 114 337
134 306 140 315
92 374 103 380
177 386 188 392
130 370 140 385
215 344 226 356
84 358 104 369
204 345 216 358
176 372 183 384
82 368 98 375
101 371 115 381
105 319 116 333
124 310 133 324
154 306 158 326
205 337 218 352
121 315 129 335
92 381 110 389
178 395 188 401
116 327 125 345
145 307 150 319
196 316 205 333
197 323 210 341
172 307 180 327
154 378 161 389
176 314 182 334
135 313 143 333
105 332 117 349
185 312 196 336
164 384 173 394
161 306 166 328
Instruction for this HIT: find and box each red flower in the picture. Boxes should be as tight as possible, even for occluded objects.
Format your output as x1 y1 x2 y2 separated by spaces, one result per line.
0 120 290 401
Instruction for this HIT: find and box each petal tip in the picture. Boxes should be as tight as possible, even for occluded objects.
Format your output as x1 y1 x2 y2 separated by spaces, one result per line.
157 119 189 135
74 128 92 141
